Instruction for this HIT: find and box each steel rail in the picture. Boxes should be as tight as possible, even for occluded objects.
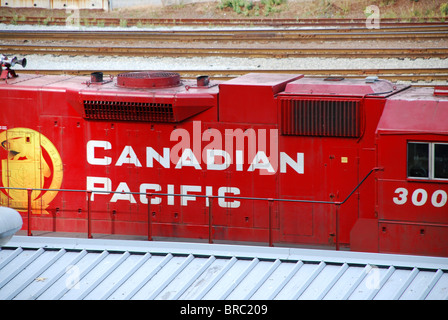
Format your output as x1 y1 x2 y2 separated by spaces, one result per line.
17 68 448 82
2 44 447 58
3 25 448 33
1 27 448 42
4 16 448 27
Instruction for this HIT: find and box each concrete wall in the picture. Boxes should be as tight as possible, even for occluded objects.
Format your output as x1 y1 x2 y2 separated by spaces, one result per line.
0 0 109 10
109 0 216 9
109 0 161 10
0 0 217 10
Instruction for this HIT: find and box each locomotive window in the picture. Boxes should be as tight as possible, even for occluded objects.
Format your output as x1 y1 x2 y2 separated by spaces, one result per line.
407 142 448 180
434 144 448 179
407 142 429 178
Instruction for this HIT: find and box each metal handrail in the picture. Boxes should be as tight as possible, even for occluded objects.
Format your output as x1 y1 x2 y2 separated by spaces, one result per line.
0 167 381 249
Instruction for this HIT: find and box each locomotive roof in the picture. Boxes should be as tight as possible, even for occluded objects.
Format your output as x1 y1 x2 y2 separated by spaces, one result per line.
3 73 411 98
0 73 221 95
1 235 447 300
377 86 448 135
282 77 409 97
387 85 448 101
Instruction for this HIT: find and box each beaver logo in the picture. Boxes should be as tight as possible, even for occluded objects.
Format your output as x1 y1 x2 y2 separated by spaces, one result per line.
0 128 63 214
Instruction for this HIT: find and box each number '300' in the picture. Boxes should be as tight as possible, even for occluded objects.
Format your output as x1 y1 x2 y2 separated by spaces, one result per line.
393 187 448 208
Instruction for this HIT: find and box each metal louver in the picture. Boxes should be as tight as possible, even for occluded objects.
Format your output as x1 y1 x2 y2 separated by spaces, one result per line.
83 100 174 122
281 97 362 137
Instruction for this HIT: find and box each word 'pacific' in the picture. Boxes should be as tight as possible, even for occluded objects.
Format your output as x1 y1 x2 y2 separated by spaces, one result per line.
87 177 241 208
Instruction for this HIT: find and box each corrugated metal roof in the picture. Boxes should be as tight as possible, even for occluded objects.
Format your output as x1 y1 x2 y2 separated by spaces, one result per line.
1 236 448 300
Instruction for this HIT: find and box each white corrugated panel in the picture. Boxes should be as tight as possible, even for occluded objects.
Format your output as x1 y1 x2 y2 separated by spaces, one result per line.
1 236 447 300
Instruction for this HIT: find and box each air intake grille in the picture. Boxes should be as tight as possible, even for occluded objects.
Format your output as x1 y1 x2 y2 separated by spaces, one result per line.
83 100 174 122
281 98 362 137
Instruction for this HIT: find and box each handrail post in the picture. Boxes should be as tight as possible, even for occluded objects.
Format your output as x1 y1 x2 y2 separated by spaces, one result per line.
335 203 340 251
147 193 152 241
268 198 274 247
27 188 32 236
208 196 213 244
87 190 92 239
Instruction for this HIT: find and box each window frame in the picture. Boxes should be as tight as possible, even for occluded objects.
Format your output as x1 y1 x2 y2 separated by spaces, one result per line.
407 141 448 181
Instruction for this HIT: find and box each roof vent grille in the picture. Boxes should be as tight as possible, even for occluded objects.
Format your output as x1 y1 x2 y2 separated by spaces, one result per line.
281 98 362 137
84 100 174 122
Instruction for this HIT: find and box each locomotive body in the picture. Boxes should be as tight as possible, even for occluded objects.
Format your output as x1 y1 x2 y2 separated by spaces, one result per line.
1 70 447 257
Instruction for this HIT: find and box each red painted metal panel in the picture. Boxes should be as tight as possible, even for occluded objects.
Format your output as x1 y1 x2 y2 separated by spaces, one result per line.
283 77 405 96
379 222 448 257
379 180 448 224
350 218 379 253
219 73 302 124
377 87 448 134
1 70 447 257
376 90 448 256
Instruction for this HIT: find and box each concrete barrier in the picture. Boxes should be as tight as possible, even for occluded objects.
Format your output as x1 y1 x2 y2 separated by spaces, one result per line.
1 0 109 10
0 0 218 10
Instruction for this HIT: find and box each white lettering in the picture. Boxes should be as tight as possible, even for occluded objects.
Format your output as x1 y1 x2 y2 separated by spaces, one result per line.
180 304 214 317
86 176 111 201
175 148 201 170
393 187 447 208
111 182 136 203
181 185 201 206
139 183 162 204
431 190 447 208
218 187 240 208
248 151 275 173
87 127 305 175
236 150 243 171
86 178 242 209
393 187 408 205
411 188 428 207
207 149 231 171
87 140 112 165
280 152 304 174
146 147 170 168
167 184 174 205
116 146 142 167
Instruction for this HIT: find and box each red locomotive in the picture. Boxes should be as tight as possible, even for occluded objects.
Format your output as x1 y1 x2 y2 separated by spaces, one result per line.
1 59 447 257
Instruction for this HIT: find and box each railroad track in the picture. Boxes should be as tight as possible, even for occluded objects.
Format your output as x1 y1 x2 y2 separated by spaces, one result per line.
1 25 448 42
1 23 446 63
1 25 447 58
19 68 448 82
3 16 448 27
2 43 447 59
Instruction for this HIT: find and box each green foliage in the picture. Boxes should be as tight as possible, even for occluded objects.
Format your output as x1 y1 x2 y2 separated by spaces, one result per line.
441 3 448 16
119 19 128 28
218 0 285 16
96 20 106 27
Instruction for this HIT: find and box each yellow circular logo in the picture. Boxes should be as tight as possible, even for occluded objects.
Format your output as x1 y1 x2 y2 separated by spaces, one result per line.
0 128 63 214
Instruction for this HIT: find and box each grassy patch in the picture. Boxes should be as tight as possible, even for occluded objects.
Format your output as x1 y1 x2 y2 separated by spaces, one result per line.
217 0 286 16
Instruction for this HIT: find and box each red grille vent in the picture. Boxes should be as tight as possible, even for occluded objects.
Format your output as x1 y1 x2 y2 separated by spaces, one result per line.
116 71 181 88
281 98 362 137
84 100 174 122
